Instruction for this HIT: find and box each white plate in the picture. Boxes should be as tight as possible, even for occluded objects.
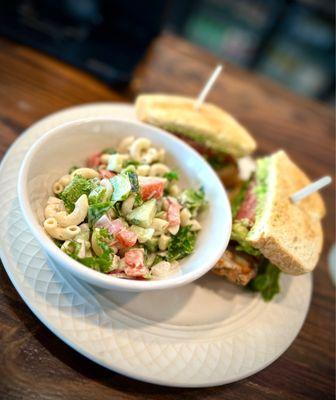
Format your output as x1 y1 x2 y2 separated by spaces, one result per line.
0 103 312 387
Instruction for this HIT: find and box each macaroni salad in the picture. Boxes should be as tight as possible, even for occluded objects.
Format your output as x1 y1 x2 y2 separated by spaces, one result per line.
43 136 206 280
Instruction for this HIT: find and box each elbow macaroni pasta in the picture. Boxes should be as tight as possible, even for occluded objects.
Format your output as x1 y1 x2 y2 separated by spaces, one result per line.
44 217 80 240
71 168 99 179
149 163 170 177
54 194 89 227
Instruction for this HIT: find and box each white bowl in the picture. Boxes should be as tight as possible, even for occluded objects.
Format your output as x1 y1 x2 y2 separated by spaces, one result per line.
17 118 231 291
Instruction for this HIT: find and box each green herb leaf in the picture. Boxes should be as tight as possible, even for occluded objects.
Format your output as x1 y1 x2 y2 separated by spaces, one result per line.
80 252 113 273
163 170 179 182
101 147 116 155
88 202 114 227
167 226 196 261
125 160 140 167
59 175 95 212
61 240 81 257
248 260 281 301
88 186 107 204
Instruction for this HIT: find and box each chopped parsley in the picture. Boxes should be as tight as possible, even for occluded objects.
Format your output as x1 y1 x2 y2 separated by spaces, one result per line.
167 226 196 261
88 202 114 227
164 170 179 182
88 185 107 204
59 175 95 212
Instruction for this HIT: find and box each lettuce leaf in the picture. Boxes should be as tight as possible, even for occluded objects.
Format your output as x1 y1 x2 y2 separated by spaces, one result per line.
59 175 95 212
167 226 196 261
248 260 281 301
88 202 114 227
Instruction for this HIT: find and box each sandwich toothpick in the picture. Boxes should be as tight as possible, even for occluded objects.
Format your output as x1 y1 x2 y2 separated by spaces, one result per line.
291 176 332 203
194 64 223 111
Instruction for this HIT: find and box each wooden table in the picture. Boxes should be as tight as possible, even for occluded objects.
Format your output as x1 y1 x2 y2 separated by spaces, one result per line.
0 33 334 400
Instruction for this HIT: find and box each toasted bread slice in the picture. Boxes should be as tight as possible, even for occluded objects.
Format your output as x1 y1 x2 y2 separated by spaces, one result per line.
135 94 256 158
247 151 325 275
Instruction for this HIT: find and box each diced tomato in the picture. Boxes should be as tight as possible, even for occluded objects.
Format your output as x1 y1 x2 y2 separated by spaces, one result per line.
124 248 144 267
116 230 138 247
87 152 101 168
167 197 181 226
125 264 149 278
99 169 115 179
138 176 165 200
124 249 149 277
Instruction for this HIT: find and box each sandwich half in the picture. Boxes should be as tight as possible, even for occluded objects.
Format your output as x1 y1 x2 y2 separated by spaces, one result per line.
213 150 325 300
135 94 256 188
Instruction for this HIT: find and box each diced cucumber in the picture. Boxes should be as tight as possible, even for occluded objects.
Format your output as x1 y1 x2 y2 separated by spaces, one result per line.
130 226 154 243
144 237 159 253
126 199 156 228
111 174 132 202
107 154 127 173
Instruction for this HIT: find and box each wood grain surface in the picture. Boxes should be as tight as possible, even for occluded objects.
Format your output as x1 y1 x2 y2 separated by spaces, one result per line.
0 33 334 400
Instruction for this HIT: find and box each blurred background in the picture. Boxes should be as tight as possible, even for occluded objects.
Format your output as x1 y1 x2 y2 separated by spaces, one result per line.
0 0 334 103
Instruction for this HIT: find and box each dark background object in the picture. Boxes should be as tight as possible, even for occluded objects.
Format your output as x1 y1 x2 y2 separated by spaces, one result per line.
166 0 335 102
0 0 334 101
0 0 168 87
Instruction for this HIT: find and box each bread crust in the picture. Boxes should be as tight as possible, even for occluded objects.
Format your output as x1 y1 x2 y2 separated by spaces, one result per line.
248 151 325 274
135 94 256 158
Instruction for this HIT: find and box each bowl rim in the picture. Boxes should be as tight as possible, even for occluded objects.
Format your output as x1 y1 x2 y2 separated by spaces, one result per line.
17 117 231 291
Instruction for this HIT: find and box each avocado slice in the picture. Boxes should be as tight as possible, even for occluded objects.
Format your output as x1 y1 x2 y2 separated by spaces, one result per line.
126 199 156 228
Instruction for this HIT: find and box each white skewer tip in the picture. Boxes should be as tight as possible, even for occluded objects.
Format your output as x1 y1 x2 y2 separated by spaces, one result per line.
291 176 332 203
194 64 223 111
